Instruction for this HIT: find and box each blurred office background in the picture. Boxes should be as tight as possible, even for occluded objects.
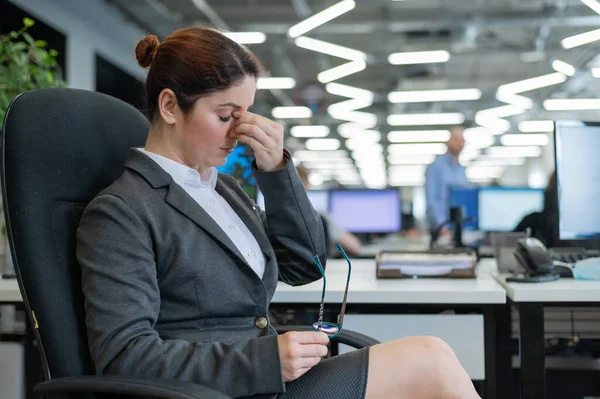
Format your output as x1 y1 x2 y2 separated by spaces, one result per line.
4 0 600 229
4 1 600 398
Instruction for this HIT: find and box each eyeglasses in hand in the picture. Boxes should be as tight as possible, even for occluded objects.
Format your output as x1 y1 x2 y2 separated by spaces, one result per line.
311 244 351 338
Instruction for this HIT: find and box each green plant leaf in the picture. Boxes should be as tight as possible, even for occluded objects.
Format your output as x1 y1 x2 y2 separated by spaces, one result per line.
23 17 35 28
49 49 58 57
22 32 35 45
35 40 47 48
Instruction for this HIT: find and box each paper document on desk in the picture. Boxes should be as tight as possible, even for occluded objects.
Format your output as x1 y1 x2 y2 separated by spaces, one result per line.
378 253 474 276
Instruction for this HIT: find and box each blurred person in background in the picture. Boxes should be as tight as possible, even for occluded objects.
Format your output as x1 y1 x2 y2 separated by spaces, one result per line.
425 126 474 238
514 171 558 246
296 165 362 256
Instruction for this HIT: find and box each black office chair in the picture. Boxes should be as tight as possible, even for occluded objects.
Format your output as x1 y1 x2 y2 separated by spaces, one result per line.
1 88 377 398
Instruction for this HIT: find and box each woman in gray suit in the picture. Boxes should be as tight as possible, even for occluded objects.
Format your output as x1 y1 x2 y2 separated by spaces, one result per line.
76 27 479 399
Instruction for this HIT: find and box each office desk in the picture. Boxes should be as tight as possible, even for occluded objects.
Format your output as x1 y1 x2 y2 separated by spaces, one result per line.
274 258 504 304
273 258 508 399
494 272 600 399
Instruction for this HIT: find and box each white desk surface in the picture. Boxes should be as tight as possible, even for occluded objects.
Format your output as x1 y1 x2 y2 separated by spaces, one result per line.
0 278 22 303
273 258 506 305
493 271 600 303
0 259 507 305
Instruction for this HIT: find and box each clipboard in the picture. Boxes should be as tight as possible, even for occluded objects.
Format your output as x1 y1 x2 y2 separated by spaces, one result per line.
376 248 477 279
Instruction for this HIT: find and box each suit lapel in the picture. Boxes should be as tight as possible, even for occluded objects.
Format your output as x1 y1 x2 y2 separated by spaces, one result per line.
126 148 276 284
215 179 273 266
164 182 250 266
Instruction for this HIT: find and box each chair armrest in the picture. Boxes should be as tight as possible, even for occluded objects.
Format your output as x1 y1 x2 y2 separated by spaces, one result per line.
34 375 232 399
276 325 379 348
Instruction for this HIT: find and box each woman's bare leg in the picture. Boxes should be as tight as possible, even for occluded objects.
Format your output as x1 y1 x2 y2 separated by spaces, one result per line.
365 336 480 399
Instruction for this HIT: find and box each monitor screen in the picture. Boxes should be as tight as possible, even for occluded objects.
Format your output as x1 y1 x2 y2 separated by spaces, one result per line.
329 190 401 233
257 190 329 213
449 188 479 229
216 145 257 201
555 121 600 239
478 187 544 232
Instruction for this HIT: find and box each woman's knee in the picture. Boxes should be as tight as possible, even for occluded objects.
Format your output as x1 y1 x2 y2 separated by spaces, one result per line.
402 336 476 398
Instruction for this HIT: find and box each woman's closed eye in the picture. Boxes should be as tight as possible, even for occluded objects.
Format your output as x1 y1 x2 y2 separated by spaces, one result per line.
219 115 232 122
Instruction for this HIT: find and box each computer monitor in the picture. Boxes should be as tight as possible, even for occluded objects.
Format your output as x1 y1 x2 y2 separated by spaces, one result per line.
216 144 257 201
257 190 329 213
329 190 401 233
478 187 544 232
555 121 600 240
449 187 479 229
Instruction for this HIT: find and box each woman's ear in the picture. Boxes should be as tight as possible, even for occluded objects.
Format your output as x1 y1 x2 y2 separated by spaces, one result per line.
157 89 178 125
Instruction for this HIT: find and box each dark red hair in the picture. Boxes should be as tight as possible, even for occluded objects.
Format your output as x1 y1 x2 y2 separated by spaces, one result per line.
135 27 265 121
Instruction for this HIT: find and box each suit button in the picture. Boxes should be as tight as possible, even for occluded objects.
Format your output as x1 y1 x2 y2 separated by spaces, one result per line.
254 316 268 329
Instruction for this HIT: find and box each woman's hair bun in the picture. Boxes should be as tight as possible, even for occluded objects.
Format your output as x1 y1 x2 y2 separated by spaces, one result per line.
135 35 160 68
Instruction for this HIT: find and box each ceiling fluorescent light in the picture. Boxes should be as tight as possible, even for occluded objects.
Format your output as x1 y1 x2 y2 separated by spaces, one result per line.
346 136 382 150
592 68 600 78
497 72 567 94
486 146 542 158
293 150 348 161
465 126 505 136
257 77 296 90
326 82 373 99
223 32 266 44
294 36 366 61
303 162 355 170
474 114 511 132
388 130 450 143
317 60 367 83
338 122 377 138
388 88 481 103
388 50 450 65
464 130 495 149
501 134 550 146
477 104 526 119
388 176 425 187
328 98 373 114
466 166 504 180
518 120 554 133
387 154 436 165
329 108 377 125
288 0 356 38
388 143 447 155
496 92 533 109
387 113 465 126
388 165 426 176
471 157 525 166
561 28 600 49
305 138 341 151
272 106 312 119
290 125 330 138
544 99 600 110
552 60 576 76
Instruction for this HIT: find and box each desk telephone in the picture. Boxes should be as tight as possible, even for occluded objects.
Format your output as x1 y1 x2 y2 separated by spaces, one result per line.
509 237 561 283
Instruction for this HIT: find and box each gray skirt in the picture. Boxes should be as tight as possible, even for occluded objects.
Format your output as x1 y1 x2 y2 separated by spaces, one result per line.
277 346 369 399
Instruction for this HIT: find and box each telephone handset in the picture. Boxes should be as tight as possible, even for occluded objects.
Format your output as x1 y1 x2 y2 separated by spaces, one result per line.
508 237 560 283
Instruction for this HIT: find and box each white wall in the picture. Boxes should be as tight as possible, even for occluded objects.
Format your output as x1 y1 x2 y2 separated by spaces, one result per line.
9 0 148 90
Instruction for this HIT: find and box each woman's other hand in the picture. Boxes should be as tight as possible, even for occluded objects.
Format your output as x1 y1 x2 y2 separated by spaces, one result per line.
277 331 329 382
233 111 285 172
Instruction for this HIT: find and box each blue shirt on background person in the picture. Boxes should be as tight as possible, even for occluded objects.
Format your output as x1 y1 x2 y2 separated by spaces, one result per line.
425 127 473 232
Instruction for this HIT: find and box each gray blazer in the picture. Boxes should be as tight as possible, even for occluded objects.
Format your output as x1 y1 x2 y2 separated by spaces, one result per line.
77 149 326 398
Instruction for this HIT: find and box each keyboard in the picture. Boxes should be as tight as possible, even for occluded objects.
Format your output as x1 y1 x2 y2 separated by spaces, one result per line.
549 248 600 265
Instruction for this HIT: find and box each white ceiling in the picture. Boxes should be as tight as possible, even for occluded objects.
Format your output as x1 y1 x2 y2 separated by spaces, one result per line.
105 0 600 187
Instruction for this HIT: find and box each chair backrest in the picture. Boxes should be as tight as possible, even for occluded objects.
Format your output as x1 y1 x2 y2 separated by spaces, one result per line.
1 88 149 378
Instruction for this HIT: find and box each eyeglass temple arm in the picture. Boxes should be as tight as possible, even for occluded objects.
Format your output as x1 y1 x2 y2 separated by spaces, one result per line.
335 244 352 326
312 256 326 326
